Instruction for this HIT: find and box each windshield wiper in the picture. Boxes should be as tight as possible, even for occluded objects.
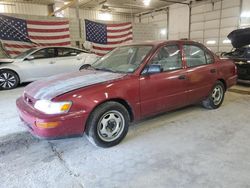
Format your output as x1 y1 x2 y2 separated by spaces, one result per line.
94 67 116 73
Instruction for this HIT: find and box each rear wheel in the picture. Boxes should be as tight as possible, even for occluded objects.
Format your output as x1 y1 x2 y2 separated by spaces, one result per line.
202 81 225 109
0 70 19 90
85 101 130 148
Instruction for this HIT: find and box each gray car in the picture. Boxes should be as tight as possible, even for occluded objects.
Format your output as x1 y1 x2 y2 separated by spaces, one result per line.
0 46 99 90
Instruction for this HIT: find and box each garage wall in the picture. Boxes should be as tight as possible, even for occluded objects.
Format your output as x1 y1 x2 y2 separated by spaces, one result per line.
190 0 241 53
135 10 168 40
240 0 250 28
168 3 189 40
0 3 48 16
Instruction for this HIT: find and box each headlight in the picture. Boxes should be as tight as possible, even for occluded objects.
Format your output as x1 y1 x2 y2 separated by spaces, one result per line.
34 100 72 115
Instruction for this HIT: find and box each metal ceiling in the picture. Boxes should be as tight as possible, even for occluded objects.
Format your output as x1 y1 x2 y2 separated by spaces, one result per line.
0 0 191 13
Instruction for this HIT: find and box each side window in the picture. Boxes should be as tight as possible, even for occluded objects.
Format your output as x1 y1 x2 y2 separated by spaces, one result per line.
57 48 77 57
183 45 206 67
150 45 182 72
32 48 55 59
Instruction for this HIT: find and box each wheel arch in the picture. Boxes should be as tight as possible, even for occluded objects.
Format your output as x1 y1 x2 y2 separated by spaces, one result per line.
217 78 227 90
86 98 134 126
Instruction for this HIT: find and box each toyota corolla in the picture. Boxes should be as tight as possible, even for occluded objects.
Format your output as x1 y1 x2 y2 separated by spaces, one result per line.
16 40 237 147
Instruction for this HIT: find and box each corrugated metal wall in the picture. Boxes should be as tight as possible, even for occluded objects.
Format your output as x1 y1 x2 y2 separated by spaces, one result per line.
0 3 48 16
190 0 241 53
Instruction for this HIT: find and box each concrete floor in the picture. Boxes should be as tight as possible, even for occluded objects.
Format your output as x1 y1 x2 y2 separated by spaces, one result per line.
0 87 250 188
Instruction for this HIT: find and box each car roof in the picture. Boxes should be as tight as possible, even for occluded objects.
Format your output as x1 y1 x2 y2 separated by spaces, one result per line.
32 46 90 53
122 40 202 47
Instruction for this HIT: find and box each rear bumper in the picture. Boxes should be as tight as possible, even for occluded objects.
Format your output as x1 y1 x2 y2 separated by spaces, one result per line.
227 75 238 88
237 79 250 84
16 97 88 138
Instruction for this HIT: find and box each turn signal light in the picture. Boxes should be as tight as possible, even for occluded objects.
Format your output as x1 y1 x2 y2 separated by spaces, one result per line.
35 121 60 129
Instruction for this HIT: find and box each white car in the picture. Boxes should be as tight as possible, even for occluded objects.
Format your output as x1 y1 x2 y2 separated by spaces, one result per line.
0 46 99 90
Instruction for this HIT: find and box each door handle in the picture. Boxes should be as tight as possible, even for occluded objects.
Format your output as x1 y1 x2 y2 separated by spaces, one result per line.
49 61 56 64
178 75 186 80
210 69 216 73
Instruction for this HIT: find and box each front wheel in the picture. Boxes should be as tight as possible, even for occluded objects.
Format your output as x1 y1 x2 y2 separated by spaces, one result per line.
85 102 130 148
0 70 19 90
202 81 225 109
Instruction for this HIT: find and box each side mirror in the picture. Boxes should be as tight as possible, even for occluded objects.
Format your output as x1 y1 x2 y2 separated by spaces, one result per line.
26 55 34 60
142 64 163 75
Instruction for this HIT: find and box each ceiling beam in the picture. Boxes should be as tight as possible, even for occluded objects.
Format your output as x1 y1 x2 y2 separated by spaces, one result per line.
49 0 76 16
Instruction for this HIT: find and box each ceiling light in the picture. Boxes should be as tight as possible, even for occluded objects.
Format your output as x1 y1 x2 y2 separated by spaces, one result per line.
241 11 250 18
223 39 231 44
143 0 151 6
160 28 167 35
206 40 216 45
64 2 70 5
98 12 112 21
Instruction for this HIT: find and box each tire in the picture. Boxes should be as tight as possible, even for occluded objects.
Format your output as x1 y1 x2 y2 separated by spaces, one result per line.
85 101 130 148
202 81 225 109
0 70 19 90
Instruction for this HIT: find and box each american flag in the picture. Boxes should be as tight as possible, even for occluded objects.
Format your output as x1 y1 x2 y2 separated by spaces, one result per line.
85 19 133 56
0 15 71 57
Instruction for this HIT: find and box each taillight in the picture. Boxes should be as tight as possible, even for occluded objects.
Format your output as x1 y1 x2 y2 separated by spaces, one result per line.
234 65 237 74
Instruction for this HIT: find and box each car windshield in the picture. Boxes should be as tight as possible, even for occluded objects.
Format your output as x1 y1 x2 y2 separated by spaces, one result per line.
14 48 37 59
92 45 153 73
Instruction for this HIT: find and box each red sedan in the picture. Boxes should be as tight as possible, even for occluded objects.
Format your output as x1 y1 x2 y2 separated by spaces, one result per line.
16 40 237 147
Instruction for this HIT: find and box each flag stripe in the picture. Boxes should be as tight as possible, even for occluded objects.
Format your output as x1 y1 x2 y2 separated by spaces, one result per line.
27 20 69 26
28 28 69 33
107 22 131 27
93 46 115 51
107 32 132 39
29 34 70 40
108 36 133 43
107 26 132 33
27 24 69 30
28 31 70 37
4 43 35 48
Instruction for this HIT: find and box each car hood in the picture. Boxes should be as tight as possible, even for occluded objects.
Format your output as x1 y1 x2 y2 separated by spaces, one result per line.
227 28 250 48
0 58 14 64
24 70 126 100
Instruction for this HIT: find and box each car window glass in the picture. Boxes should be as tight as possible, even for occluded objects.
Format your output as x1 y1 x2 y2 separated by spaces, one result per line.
150 45 182 71
32 48 55 59
92 45 152 73
57 48 78 57
205 52 214 64
183 45 206 67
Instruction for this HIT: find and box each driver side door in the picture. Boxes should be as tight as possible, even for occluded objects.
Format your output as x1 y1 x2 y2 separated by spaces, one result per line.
22 48 57 81
139 44 188 117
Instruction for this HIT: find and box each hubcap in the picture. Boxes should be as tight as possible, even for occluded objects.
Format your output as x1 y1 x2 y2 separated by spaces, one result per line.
212 85 223 105
0 72 16 89
97 110 125 142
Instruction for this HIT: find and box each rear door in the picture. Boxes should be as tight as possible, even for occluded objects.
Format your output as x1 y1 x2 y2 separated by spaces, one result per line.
139 44 188 117
183 43 217 104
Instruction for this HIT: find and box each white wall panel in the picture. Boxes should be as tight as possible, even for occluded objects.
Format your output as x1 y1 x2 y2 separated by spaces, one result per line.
222 0 241 8
205 11 220 20
190 0 241 53
0 3 48 16
169 3 189 39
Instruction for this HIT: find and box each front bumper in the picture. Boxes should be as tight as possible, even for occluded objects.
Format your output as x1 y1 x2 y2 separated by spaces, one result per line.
16 97 87 139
